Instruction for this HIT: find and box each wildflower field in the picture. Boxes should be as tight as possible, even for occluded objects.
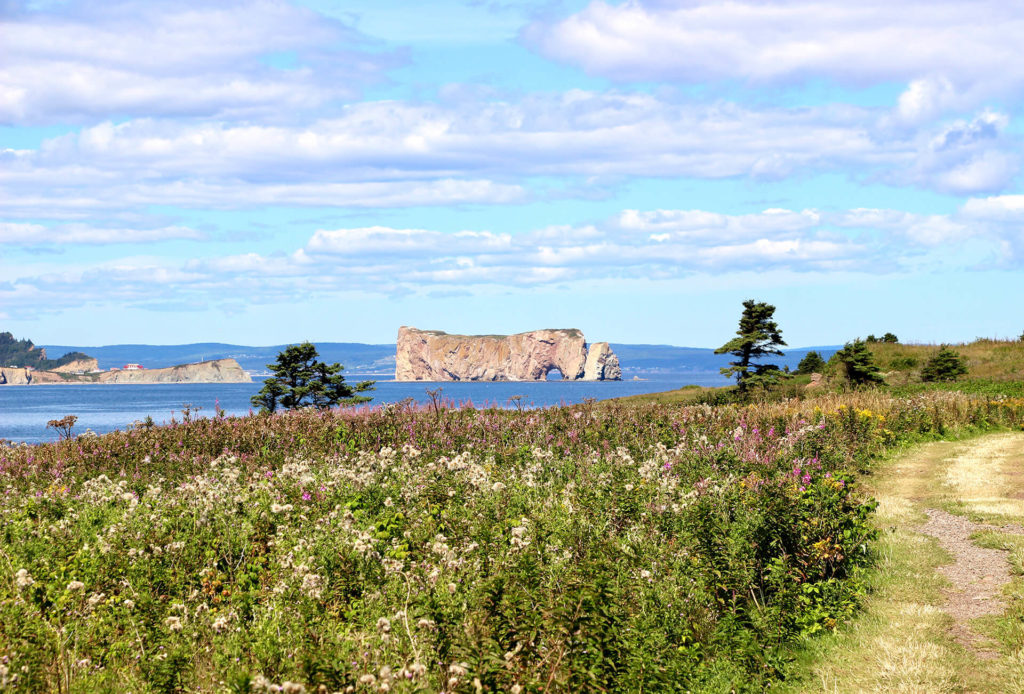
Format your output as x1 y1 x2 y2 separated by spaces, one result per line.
2 392 1024 692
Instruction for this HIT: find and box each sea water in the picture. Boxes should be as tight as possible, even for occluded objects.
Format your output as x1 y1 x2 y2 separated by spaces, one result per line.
0 373 727 444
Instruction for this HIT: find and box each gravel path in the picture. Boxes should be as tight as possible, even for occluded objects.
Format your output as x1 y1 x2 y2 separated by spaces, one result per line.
918 508 1012 658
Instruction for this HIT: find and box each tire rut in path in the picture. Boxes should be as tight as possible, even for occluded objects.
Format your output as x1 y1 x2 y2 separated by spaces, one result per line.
918 507 1013 658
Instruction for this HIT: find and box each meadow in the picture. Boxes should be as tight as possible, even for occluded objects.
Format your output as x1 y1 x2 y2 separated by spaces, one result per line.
2 391 1024 692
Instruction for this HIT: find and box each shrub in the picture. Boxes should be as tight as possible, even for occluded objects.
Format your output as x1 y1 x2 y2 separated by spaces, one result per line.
921 346 969 382
796 351 826 375
832 340 884 386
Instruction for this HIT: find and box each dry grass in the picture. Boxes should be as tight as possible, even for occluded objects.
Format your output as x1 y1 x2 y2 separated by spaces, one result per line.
868 339 1024 382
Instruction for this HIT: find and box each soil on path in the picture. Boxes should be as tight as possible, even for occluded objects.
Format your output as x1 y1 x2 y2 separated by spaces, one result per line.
918 508 1012 657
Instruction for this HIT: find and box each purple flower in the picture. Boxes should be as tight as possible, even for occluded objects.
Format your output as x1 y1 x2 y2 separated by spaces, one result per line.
302 491 312 501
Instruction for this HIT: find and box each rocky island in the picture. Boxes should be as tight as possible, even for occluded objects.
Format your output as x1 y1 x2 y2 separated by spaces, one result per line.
395 326 621 381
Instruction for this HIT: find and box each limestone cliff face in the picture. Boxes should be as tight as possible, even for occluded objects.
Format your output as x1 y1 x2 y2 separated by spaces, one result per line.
1 358 250 385
99 359 250 384
395 327 621 381
0 367 31 385
582 342 622 381
50 358 100 373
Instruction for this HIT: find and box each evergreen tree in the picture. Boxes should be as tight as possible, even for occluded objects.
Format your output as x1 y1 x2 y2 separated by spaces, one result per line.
834 339 884 386
251 342 374 413
921 346 968 382
881 332 899 343
795 350 826 374
715 299 786 393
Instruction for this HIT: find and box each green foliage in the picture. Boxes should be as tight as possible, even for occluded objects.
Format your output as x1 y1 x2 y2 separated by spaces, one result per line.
0 332 92 370
921 346 969 382
251 341 374 413
833 340 884 386
888 355 918 371
865 333 898 344
715 299 787 394
3 392 1024 691
796 351 826 375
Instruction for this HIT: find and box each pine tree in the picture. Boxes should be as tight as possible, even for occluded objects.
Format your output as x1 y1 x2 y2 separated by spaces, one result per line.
251 342 374 412
834 339 884 386
715 300 787 393
921 346 968 382
795 350 826 375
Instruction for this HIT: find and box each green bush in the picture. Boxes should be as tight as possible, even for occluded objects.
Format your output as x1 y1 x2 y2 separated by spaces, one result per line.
921 346 969 382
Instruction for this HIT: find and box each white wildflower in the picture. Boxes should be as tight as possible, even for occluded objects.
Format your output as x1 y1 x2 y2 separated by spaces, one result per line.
67 580 85 592
212 616 229 633
165 616 183 632
123 599 135 609
270 503 293 514
416 618 435 630
359 674 376 685
301 573 324 599
376 616 391 633
281 682 306 694
87 592 105 607
14 569 34 588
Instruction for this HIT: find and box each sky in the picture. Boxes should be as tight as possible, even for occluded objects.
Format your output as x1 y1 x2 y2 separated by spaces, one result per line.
1 0 1022 349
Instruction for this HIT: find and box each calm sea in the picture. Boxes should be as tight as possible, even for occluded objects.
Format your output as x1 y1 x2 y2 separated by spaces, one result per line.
0 373 726 444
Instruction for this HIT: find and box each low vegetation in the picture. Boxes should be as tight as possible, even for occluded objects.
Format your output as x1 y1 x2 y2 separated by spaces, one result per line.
3 390 1024 692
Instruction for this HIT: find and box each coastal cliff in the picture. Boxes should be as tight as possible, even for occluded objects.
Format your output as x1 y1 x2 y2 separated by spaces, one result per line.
99 359 250 384
0 358 250 384
395 327 621 381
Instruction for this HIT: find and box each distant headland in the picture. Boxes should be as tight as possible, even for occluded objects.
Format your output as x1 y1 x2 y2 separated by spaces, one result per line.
0 332 250 385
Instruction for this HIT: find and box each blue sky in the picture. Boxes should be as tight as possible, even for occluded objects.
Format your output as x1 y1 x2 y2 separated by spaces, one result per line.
2 0 1022 348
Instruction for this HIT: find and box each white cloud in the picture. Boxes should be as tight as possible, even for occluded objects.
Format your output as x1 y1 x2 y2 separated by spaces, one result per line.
4 91 1017 219
961 195 1024 220
526 0 1024 97
4 201 1020 318
0 222 204 244
0 0 397 125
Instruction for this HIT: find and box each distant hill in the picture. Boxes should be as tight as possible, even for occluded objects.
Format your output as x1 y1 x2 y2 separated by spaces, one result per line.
43 340 840 378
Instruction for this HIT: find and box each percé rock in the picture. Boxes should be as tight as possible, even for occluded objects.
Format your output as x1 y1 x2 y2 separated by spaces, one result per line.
0 367 31 385
98 359 250 384
582 342 622 381
395 327 621 381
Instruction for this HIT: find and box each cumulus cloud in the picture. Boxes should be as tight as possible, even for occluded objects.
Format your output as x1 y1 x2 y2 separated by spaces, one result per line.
526 0 1024 97
0 0 399 125
4 201 1020 318
4 91 1017 219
